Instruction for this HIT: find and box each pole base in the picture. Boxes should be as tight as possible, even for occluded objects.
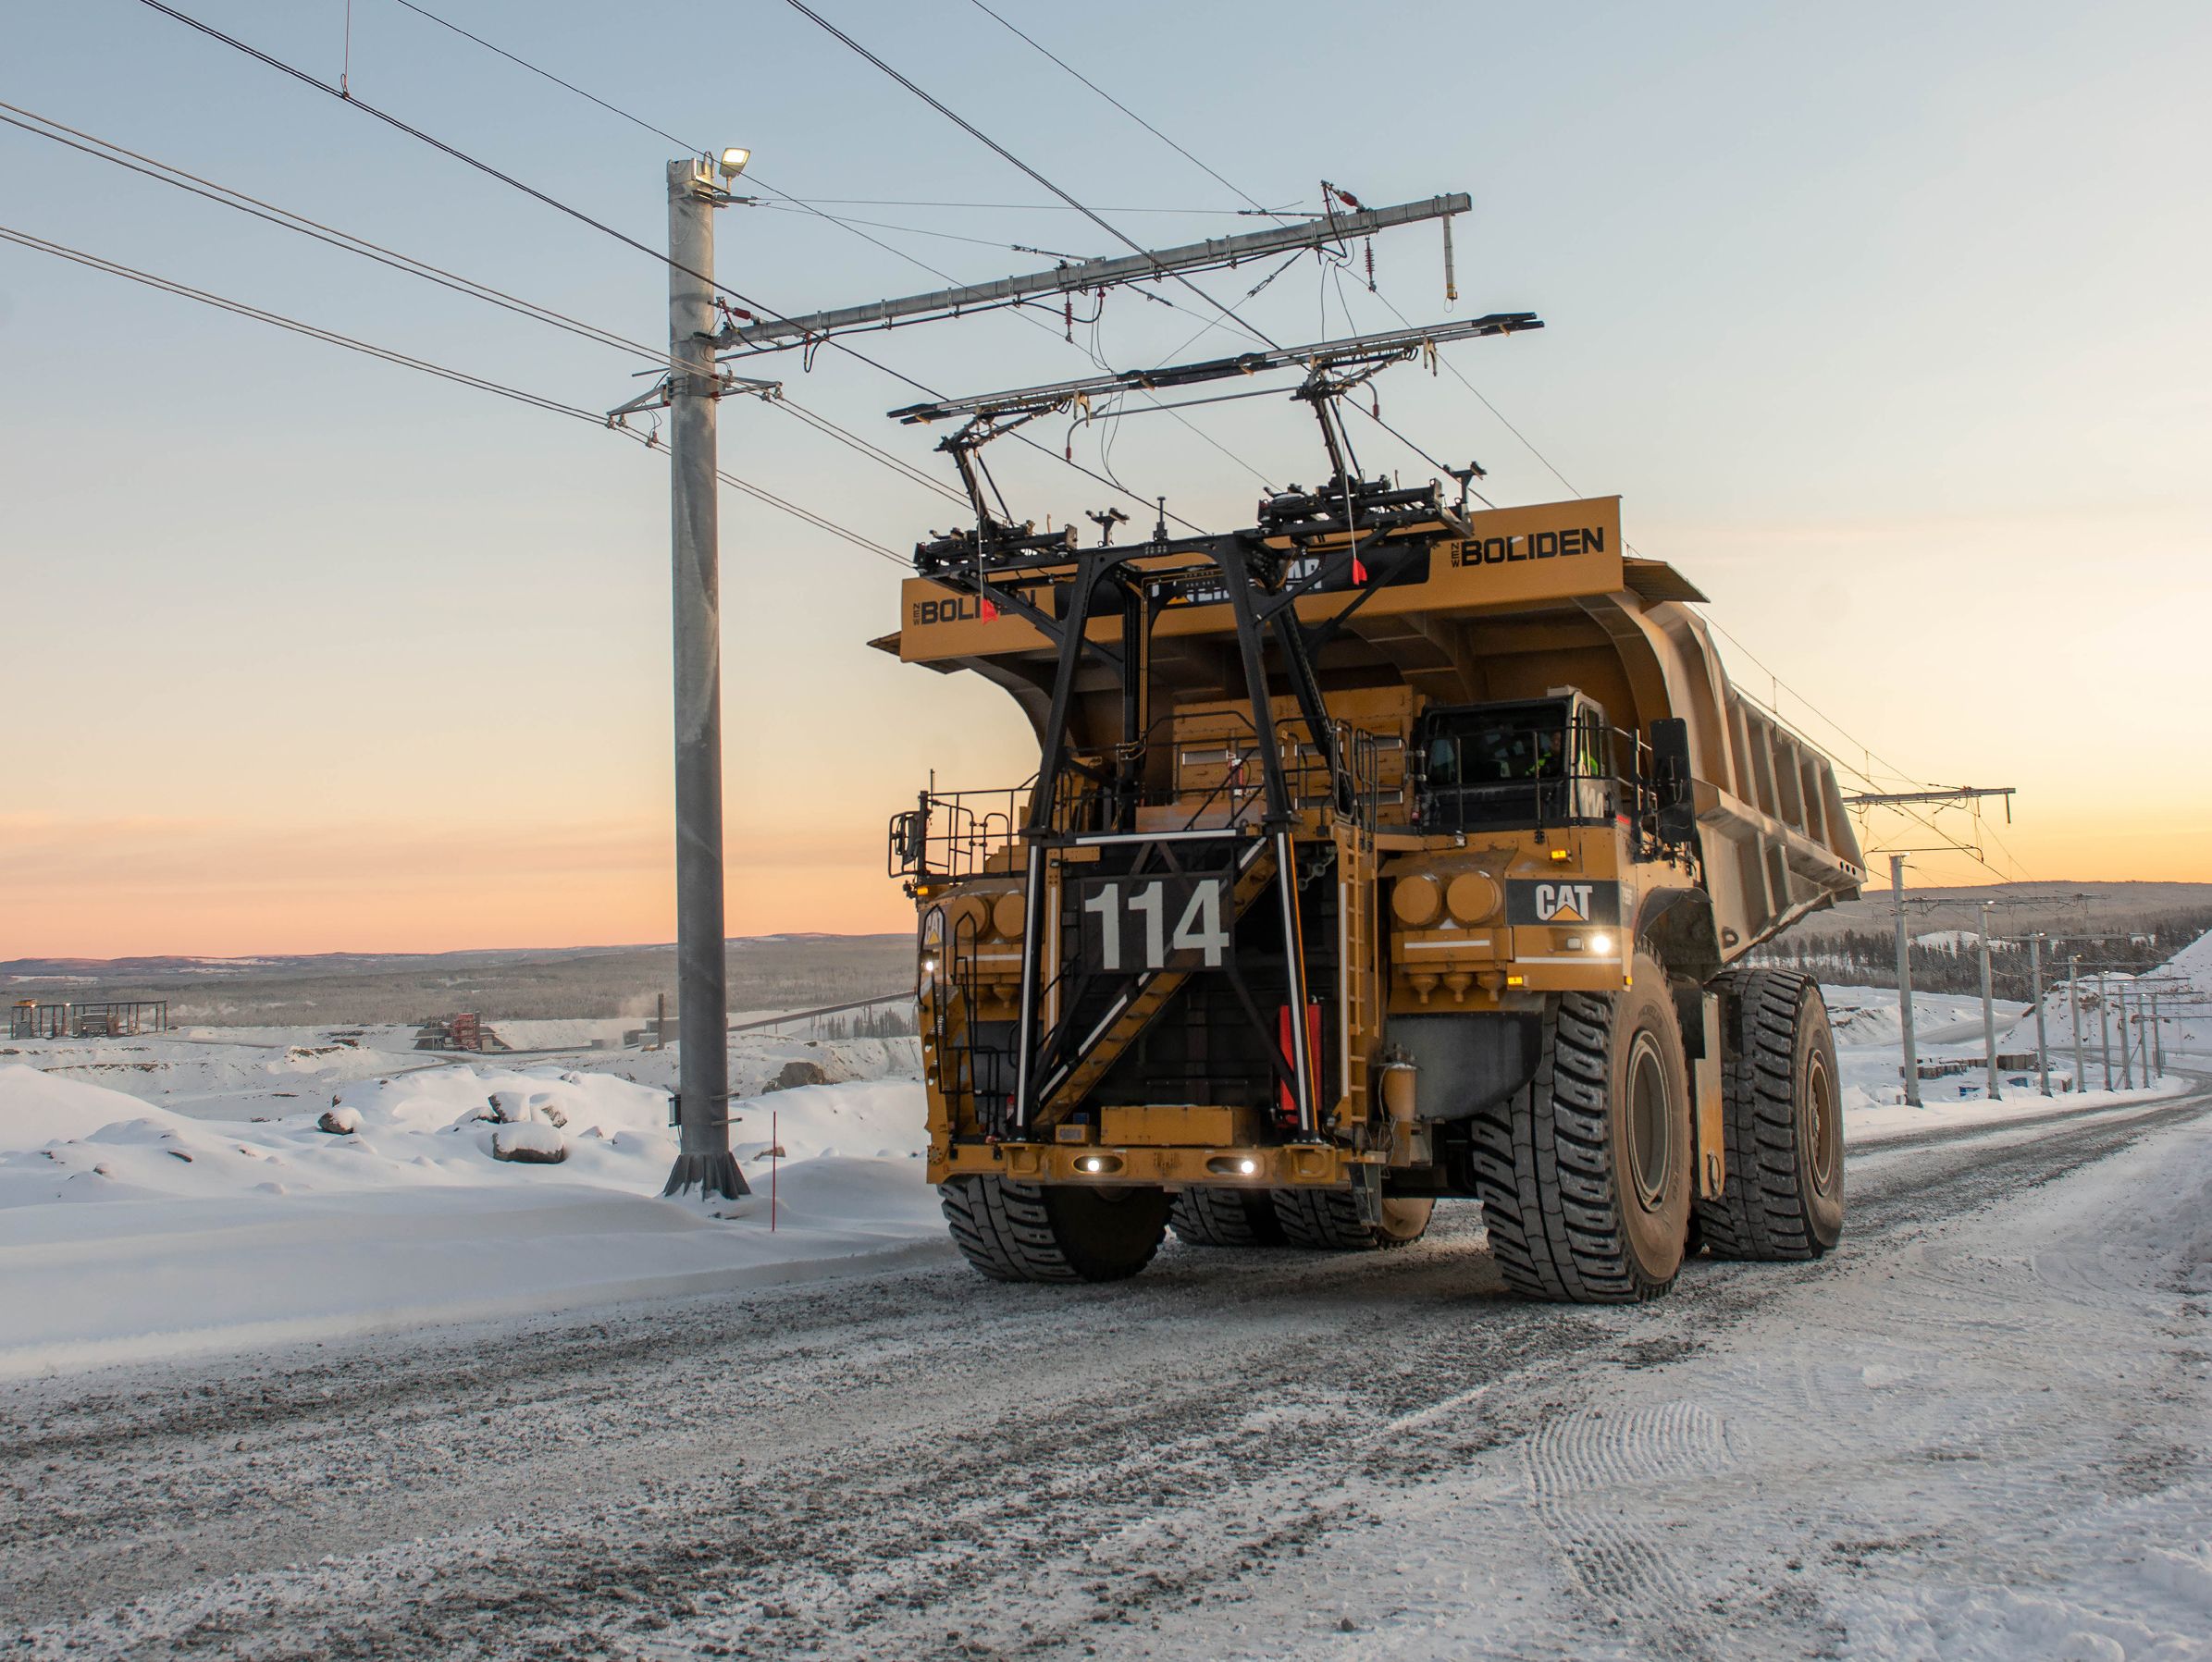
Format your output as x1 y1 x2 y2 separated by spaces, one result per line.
662 1150 751 1200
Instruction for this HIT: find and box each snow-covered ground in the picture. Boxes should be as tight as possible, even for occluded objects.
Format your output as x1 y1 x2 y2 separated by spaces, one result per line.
0 1029 933 1376
2 1079 2206 1659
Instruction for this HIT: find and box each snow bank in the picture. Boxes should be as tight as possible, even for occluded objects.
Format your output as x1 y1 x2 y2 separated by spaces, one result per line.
0 1057 944 1376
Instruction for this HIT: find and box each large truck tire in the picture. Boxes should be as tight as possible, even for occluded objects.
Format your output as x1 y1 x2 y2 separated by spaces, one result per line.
1169 1186 1288 1248
937 1177 1171 1283
1696 968 1844 1261
1470 951 1694 1302
1271 1187 1434 1250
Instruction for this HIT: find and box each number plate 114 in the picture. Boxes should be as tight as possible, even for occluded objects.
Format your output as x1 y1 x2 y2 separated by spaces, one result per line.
1077 875 1232 973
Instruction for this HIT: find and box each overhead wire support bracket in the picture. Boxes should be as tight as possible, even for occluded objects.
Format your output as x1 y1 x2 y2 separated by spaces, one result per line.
887 314 1542 426
714 193 1472 353
607 369 784 425
1846 785 2017 822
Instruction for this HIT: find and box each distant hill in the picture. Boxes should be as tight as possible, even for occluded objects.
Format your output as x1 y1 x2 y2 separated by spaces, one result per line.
1 937 913 1028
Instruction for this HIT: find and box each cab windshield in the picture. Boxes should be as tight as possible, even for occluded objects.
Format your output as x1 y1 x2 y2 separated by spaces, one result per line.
1418 697 1610 830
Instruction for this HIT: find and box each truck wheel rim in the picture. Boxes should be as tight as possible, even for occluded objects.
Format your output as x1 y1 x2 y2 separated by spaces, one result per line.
1626 1030 1673 1212
1807 1053 1838 1193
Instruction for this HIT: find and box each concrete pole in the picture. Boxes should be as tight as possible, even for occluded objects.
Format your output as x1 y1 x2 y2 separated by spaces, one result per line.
2097 970 2112 1089
2150 992 2163 1078
2068 954 2083 1094
1891 854 1922 1106
662 157 747 1201
2031 934 2051 1096
1979 902 2001 1101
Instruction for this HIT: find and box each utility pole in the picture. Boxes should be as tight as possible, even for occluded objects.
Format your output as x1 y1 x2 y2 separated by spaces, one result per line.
1889 854 1922 1106
2097 969 2113 1090
2029 932 2051 1096
1978 902 2001 1101
661 154 750 1202
1845 791 2014 1107
2150 992 2163 1077
2068 954 2083 1093
2119 981 2134 1089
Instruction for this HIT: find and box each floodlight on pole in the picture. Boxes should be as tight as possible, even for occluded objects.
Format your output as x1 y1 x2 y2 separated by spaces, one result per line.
719 147 751 181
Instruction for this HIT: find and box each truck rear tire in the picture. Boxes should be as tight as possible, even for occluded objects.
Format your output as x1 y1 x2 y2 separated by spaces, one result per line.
938 1177 1171 1283
1696 968 1844 1261
1169 1186 1288 1248
1470 952 1693 1302
1271 1187 1434 1250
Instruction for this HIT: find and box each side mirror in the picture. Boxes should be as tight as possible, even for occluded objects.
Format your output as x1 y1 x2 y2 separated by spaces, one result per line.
887 806 928 876
1650 718 1697 846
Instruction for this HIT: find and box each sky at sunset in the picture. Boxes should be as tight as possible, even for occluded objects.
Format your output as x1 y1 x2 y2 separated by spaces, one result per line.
5 0 2209 958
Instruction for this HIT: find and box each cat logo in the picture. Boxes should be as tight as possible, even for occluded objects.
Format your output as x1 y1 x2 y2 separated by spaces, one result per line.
1536 882 1595 923
1506 879 1621 927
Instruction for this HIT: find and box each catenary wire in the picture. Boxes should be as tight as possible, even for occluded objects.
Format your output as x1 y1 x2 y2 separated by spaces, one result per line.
752 201 1086 262
776 0 1279 353
0 99 669 364
0 220 903 563
130 0 1214 535
352 0 1277 502
0 98 978 514
958 0 1285 222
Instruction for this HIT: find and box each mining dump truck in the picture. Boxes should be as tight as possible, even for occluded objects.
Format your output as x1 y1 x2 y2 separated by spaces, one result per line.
877 317 1864 1302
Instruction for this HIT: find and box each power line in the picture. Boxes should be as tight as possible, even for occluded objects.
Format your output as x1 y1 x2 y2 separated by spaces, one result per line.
0 98 668 364
753 201 1086 262
945 6 1576 508
135 0 1214 536
384 0 695 151
0 220 901 564
958 0 1281 220
0 97 974 517
776 0 1279 353
133 0 1212 535
3 219 608 423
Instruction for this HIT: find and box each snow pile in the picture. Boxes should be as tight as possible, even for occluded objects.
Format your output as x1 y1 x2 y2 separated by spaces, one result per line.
0 1058 942 1375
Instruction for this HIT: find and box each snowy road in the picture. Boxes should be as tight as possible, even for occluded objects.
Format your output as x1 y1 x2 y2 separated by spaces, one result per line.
6 1084 2210 1660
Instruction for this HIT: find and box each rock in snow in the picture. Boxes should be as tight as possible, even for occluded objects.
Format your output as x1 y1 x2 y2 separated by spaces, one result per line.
767 1060 830 1092
491 1122 566 1163
317 1107 361 1135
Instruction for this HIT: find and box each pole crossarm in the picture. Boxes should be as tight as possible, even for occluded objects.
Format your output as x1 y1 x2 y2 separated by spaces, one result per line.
888 314 1542 425
717 193 1472 351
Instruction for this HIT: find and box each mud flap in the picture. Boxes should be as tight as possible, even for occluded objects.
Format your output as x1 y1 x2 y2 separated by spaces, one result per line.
1694 991 1726 1200
1351 1161 1383 1226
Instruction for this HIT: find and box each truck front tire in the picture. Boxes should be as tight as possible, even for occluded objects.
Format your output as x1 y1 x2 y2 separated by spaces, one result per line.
1696 968 1844 1261
939 1177 1171 1282
1470 951 1693 1302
